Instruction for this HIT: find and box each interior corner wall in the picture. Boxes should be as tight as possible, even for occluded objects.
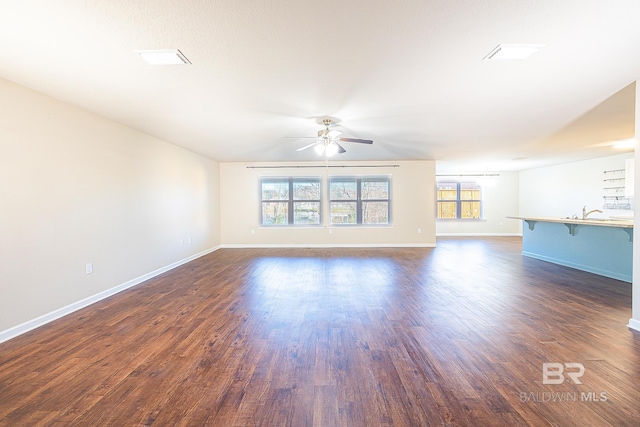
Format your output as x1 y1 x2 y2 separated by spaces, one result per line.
631 80 640 332
435 172 521 236
0 78 221 334
219 160 436 247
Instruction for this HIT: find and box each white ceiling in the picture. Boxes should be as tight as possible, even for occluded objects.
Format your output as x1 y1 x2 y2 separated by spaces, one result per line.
1 1 638 172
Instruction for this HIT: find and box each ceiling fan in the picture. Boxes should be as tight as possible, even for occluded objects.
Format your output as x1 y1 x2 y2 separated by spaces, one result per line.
295 118 373 157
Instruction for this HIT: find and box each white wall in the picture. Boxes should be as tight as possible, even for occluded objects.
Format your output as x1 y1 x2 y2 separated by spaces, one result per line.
519 153 634 220
219 160 436 247
0 78 221 335
631 81 640 332
436 172 521 236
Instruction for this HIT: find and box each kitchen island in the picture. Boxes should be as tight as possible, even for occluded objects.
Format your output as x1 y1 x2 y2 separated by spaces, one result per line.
509 216 633 282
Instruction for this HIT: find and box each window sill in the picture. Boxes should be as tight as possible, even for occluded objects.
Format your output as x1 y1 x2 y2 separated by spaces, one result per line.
259 225 394 229
260 225 323 228
437 218 486 222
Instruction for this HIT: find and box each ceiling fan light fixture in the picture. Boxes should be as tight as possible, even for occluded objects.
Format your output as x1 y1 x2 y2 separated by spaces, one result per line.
325 142 339 157
294 118 373 156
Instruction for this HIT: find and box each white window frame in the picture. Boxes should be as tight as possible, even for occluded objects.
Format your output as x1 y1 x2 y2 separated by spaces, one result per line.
260 177 322 226
328 176 391 226
436 181 483 220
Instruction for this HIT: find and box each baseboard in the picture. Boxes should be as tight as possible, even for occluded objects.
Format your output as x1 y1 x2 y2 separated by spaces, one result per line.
628 318 640 332
221 243 437 249
0 245 222 344
521 251 632 283
436 233 522 237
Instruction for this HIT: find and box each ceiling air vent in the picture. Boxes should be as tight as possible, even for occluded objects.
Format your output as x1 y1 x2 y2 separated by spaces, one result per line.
483 44 544 61
135 49 191 65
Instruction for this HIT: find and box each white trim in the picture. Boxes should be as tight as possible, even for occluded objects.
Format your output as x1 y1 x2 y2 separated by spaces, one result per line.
628 318 640 332
436 233 522 237
221 243 436 249
0 245 221 344
521 251 632 283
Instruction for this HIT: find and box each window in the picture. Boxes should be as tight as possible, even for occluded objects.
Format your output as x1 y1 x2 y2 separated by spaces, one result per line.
329 176 390 225
261 177 321 225
437 182 482 219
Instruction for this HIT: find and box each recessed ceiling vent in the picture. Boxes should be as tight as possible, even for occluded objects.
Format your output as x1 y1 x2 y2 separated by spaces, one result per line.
135 49 191 65
483 44 544 61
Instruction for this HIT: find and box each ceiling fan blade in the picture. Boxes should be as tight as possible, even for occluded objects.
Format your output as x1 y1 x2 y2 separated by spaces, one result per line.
339 137 373 144
336 142 346 154
296 141 320 151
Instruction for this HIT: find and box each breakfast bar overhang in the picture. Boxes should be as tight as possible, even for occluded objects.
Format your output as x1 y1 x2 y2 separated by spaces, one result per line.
509 216 633 282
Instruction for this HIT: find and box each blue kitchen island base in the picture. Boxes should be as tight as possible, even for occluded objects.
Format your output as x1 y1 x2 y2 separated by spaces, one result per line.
514 218 633 283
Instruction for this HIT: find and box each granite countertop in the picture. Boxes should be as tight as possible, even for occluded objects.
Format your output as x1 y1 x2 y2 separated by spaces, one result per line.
507 216 634 228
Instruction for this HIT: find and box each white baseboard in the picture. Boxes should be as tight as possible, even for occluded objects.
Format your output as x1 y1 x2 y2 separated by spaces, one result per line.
628 318 640 332
521 250 632 283
0 245 221 344
221 243 437 249
436 233 522 237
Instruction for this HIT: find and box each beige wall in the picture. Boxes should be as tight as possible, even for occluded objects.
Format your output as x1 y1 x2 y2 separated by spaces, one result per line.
0 78 221 333
219 161 436 247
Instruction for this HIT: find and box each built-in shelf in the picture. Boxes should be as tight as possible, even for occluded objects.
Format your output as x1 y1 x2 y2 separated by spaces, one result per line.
603 168 632 210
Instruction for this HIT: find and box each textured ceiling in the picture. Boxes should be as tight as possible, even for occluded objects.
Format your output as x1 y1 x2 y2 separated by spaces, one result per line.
1 0 638 172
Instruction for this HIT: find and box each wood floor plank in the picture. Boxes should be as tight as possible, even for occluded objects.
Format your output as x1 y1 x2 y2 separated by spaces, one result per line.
1 237 639 426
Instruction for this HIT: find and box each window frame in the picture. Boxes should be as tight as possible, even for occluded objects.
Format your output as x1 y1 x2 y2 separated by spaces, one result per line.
260 176 322 226
329 175 391 226
436 181 483 220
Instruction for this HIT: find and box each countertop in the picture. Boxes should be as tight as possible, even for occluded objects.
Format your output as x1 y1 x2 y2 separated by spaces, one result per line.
508 216 634 229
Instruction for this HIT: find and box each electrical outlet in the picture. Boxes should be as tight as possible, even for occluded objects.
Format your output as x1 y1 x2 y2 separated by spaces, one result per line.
85 263 93 275
417 228 422 234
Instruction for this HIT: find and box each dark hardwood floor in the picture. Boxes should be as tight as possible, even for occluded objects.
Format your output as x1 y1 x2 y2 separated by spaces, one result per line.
1 237 639 426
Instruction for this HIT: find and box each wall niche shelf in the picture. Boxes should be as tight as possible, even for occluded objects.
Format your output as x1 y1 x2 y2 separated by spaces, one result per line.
603 168 632 210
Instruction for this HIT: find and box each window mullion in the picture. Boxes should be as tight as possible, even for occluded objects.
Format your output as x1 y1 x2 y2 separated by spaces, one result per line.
356 178 363 224
288 178 294 224
456 182 462 219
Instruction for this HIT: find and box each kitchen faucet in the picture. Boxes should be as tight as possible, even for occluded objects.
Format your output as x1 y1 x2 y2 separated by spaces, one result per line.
582 205 603 219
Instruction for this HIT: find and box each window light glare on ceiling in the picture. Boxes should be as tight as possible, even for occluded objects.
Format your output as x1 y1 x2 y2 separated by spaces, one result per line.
612 138 637 149
135 49 191 65
483 44 544 61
